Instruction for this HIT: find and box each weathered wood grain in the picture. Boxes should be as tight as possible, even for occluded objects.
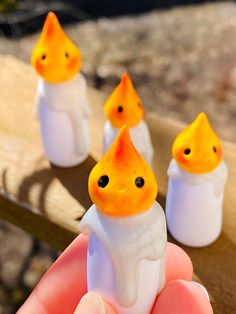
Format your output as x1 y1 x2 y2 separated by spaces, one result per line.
0 55 235 313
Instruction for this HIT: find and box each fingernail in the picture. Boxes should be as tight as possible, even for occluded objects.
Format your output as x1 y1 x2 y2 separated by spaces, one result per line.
192 282 210 301
79 292 106 314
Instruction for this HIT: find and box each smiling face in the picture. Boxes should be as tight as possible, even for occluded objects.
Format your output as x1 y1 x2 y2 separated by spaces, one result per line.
88 126 157 216
103 73 144 128
172 112 223 174
31 12 82 83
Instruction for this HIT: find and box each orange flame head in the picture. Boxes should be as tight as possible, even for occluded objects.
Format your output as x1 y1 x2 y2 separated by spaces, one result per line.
103 73 144 128
31 12 82 83
173 112 223 174
89 126 157 216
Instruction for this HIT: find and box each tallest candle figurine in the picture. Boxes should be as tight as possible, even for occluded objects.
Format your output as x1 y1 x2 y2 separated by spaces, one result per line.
166 112 228 247
31 12 90 167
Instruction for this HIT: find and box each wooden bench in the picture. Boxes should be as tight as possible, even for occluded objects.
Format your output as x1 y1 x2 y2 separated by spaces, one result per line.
0 55 235 313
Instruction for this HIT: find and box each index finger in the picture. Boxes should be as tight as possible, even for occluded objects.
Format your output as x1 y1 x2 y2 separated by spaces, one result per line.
17 234 88 314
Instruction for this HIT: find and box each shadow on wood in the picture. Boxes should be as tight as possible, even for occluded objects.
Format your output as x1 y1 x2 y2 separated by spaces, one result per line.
50 155 96 214
17 154 96 216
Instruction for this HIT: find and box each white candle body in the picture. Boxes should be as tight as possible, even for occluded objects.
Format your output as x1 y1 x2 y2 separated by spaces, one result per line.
81 202 167 314
166 160 228 247
36 74 90 167
88 233 165 314
103 120 153 166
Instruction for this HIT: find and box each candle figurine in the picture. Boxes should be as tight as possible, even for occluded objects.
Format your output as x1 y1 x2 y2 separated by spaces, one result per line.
31 12 90 167
166 112 228 247
81 126 167 314
103 72 154 166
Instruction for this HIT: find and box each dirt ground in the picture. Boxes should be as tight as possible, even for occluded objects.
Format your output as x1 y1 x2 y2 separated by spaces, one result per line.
0 2 236 313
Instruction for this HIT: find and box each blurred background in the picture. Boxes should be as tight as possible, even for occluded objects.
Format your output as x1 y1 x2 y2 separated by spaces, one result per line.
0 0 236 313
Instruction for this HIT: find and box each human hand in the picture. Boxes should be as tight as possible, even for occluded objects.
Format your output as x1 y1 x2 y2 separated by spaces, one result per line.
18 234 213 314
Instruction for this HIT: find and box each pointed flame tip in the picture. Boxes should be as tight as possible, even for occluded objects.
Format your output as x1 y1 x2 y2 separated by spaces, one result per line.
119 124 129 134
197 112 207 120
121 72 131 85
47 11 57 18
42 11 61 37
45 11 59 25
115 125 131 147
110 125 135 161
121 72 128 78
194 112 210 128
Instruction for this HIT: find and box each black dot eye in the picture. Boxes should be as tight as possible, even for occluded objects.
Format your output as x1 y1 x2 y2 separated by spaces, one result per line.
41 54 46 60
138 101 142 107
98 175 109 188
65 52 69 58
213 146 217 153
117 105 123 113
135 177 145 188
184 148 191 155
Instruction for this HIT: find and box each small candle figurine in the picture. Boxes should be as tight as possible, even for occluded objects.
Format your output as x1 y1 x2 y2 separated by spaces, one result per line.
103 73 154 166
31 12 90 167
166 112 228 247
81 126 167 314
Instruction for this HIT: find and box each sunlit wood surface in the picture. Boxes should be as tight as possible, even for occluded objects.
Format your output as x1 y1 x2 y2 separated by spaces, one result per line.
0 55 235 313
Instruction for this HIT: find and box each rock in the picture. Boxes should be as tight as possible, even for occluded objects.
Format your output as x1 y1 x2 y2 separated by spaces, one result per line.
0 221 56 313
23 253 54 289
0 221 33 288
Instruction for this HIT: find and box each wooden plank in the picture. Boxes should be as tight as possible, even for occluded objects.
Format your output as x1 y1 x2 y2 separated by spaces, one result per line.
0 55 107 249
0 55 235 313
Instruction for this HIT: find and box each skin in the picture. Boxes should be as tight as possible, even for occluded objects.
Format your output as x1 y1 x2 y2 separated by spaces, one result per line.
103 73 144 128
172 112 223 174
18 234 213 314
18 127 212 313
31 12 82 83
88 125 157 216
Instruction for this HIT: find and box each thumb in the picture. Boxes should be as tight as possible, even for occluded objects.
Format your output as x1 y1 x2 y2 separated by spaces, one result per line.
153 280 213 314
74 292 117 314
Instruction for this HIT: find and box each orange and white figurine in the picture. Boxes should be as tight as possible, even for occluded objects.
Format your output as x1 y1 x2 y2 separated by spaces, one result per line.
103 73 153 166
81 126 167 314
31 12 90 167
166 113 228 247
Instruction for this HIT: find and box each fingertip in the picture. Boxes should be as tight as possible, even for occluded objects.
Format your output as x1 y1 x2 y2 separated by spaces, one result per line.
74 292 116 314
191 282 210 301
74 292 106 314
153 280 213 314
166 242 193 282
